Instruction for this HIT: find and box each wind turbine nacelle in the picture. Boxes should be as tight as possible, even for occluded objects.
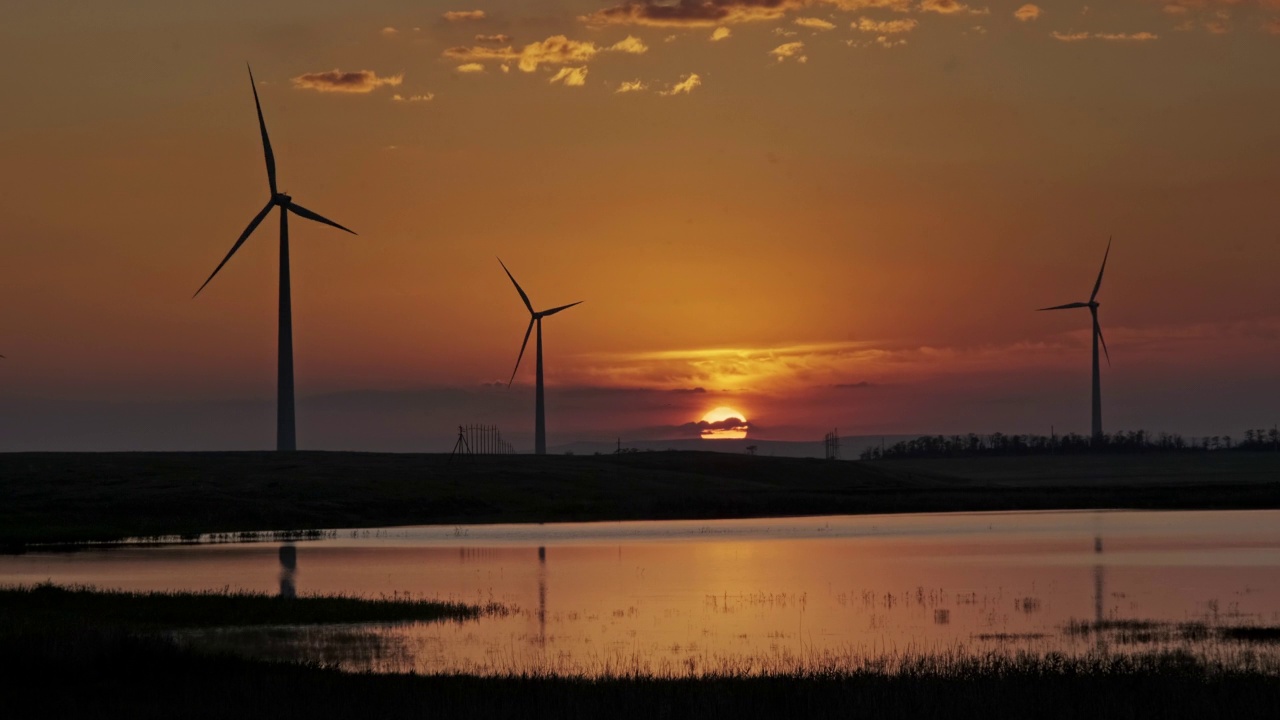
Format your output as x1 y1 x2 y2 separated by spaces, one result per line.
274 192 292 206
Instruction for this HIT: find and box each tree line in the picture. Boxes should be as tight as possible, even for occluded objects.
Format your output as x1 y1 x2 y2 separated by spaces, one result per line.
860 428 1280 460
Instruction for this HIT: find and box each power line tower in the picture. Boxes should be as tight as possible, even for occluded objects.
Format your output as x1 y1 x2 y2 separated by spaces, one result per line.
451 424 516 461
449 425 472 462
823 428 840 460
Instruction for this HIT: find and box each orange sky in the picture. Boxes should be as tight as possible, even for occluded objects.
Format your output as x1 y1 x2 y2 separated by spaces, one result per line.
2 1 1280 450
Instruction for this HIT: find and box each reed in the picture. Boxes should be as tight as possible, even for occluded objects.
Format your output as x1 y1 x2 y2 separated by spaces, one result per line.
0 582 498 628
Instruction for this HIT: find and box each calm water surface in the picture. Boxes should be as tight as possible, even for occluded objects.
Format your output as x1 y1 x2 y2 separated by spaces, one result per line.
5 510 1280 675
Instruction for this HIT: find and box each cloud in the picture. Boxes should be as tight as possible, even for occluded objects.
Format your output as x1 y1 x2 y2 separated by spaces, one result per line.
829 0 913 9
854 17 918 33
580 0 921 27
794 17 836 30
682 417 753 437
1160 1 1280 33
1014 4 1040 21
475 34 513 43
290 69 403 93
1050 28 1161 43
392 93 435 102
769 41 808 62
549 66 590 86
518 36 604 69
1160 0 1280 13
443 10 486 21
833 381 875 390
1094 31 1160 41
660 72 702 95
381 27 399 37
444 34 645 72
610 35 651 53
574 340 884 391
711 26 732 40
919 0 973 14
455 63 486 73
582 1 802 28
616 79 649 92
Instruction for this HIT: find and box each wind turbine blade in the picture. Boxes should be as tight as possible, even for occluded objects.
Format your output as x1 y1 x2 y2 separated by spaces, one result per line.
508 318 535 387
1037 302 1090 311
194 200 275 297
1091 236 1111 302
539 301 583 317
498 258 534 314
288 202 357 235
248 64 278 196
1095 316 1111 367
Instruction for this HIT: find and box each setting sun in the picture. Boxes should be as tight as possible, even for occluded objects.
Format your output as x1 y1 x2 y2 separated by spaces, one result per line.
699 406 749 440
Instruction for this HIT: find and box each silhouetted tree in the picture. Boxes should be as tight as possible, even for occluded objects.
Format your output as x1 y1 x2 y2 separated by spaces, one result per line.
858 428 1272 460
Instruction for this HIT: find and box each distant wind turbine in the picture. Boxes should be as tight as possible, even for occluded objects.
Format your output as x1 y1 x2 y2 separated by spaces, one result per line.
1038 238 1112 443
499 259 582 455
194 65 356 451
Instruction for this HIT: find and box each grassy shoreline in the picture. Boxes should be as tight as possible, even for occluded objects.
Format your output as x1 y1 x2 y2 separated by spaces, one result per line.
5 621 1280 719
3 450 1280 548
0 583 495 628
4 584 1280 717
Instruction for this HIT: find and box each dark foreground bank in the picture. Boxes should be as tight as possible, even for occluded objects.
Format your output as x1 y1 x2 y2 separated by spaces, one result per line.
4 450 1280 547
0 584 492 627
4 622 1279 720
4 585 1279 719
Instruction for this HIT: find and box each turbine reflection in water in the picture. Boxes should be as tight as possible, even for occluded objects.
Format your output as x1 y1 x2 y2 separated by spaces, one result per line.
1094 535 1106 653
537 546 547 648
279 543 297 598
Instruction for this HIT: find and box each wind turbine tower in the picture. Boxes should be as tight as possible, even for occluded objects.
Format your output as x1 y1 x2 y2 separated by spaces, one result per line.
1038 238 1112 443
195 66 357 451
499 259 582 455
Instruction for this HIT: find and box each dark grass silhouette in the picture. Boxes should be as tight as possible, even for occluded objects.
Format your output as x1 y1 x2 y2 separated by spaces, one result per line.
4 622 1279 720
861 429 1277 459
0 583 493 628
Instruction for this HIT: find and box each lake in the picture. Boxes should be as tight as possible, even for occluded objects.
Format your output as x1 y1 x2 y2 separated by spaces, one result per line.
4 509 1280 676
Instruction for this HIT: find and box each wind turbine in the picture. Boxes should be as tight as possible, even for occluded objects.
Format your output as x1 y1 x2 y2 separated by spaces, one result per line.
499 259 582 455
1038 238 1111 443
194 65 356 452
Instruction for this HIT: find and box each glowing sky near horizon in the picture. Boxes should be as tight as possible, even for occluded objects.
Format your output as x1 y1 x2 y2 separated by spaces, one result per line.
2 1 1280 450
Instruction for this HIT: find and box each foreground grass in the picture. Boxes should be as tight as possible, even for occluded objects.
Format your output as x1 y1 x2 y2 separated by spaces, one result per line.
4 585 1279 718
0 583 491 628
4 625 1279 720
4 450 1280 547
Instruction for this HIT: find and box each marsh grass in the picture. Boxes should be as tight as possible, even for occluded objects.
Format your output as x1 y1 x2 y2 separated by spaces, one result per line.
5 627 1280 720
4 584 1280 719
0 582 500 629
1065 618 1280 646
